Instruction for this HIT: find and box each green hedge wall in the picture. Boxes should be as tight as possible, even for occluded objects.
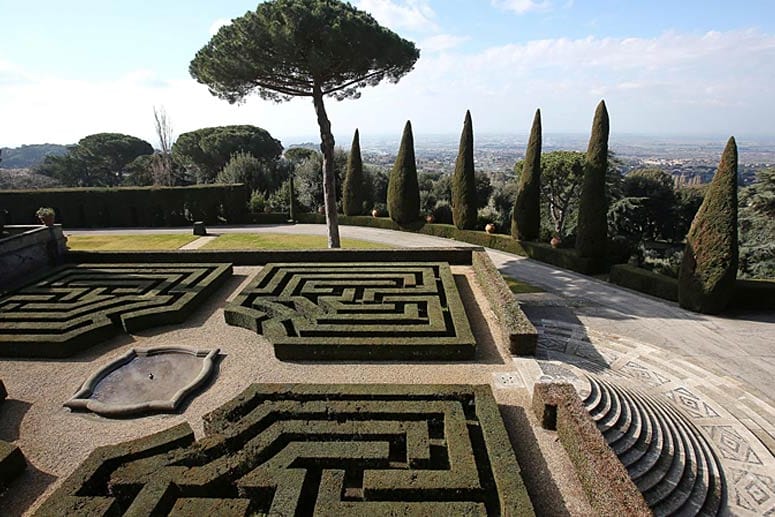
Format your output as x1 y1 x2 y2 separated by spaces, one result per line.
298 214 605 274
731 279 775 310
0 184 250 227
609 264 679 302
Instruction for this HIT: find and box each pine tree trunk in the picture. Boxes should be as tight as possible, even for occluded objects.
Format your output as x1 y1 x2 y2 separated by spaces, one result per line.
312 83 341 248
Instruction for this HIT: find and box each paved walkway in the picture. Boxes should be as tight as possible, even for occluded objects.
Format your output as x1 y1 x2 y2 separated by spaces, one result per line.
66 223 775 514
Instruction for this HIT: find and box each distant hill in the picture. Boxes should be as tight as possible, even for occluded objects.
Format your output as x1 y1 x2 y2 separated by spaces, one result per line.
0 144 69 169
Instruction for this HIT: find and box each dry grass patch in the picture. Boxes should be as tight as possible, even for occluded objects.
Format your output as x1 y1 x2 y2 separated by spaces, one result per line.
67 234 198 251
200 233 391 250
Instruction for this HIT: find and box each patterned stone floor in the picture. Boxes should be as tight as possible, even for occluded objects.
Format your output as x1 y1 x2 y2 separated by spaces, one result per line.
499 318 775 516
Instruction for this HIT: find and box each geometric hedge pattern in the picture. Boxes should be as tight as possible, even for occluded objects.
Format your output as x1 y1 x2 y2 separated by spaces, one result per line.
34 384 533 516
224 263 476 360
0 263 232 358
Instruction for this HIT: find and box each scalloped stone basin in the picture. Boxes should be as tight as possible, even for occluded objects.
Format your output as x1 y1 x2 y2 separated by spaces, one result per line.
65 347 219 417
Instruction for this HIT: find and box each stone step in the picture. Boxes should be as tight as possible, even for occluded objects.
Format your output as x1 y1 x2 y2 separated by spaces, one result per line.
583 376 724 516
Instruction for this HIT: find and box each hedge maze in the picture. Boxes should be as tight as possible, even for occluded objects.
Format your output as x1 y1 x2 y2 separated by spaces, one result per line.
225 262 476 360
35 383 533 516
0 263 232 358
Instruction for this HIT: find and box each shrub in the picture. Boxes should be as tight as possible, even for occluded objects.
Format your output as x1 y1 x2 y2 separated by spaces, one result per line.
512 108 542 240
342 129 365 215
576 100 609 267
451 111 477 230
678 137 739 313
387 121 420 225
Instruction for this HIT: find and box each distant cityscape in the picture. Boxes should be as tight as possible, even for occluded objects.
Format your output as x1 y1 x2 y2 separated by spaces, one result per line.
289 133 775 185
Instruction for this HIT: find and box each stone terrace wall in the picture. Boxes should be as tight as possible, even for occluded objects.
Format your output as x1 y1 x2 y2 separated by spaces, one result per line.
0 225 67 290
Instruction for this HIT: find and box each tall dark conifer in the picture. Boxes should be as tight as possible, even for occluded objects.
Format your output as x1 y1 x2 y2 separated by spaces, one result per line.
511 108 542 240
387 121 420 225
678 137 739 314
452 110 477 230
576 100 609 265
343 129 364 215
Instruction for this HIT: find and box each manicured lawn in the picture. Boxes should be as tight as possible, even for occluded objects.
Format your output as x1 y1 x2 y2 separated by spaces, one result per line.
67 234 199 251
501 274 543 293
199 233 392 250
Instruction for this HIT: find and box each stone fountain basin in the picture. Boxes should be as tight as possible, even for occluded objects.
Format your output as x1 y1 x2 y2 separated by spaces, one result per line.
65 346 219 417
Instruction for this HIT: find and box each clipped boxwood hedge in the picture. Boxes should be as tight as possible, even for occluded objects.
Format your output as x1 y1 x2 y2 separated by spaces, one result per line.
532 382 650 516
471 249 537 355
297 214 602 274
609 264 679 302
731 278 775 310
0 184 250 227
36 383 535 515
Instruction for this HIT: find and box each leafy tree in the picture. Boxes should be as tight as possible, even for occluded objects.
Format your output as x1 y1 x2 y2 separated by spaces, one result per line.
216 151 288 193
189 0 419 247
514 151 585 239
172 125 283 183
609 168 677 243
285 147 320 166
679 137 739 313
451 110 477 229
343 129 365 215
512 108 542 240
294 148 347 211
37 133 153 187
388 121 420 225
576 100 610 264
739 167 775 278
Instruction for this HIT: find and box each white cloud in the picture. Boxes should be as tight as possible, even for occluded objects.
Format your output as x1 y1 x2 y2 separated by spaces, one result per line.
354 0 438 33
419 34 469 53
491 0 553 14
1 29 774 148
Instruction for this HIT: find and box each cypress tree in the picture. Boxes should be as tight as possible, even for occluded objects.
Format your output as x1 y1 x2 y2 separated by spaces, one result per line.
388 121 420 225
576 100 609 264
511 108 542 240
678 137 739 314
343 128 364 215
452 110 477 230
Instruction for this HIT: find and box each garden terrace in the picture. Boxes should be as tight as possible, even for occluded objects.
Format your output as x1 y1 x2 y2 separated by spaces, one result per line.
225 262 476 360
0 263 232 357
35 383 532 516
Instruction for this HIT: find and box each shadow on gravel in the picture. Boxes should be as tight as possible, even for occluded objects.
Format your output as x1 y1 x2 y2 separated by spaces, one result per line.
0 399 31 442
500 404 573 517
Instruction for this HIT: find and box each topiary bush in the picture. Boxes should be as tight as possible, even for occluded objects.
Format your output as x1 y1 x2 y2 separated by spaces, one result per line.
512 108 542 241
452 110 477 230
342 129 365 216
387 121 421 225
678 137 739 314
576 100 609 268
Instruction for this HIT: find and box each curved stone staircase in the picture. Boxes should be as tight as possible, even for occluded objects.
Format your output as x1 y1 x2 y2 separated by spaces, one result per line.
583 376 725 516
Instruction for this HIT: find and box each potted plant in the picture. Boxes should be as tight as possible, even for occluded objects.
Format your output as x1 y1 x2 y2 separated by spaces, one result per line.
485 223 496 234
36 207 55 226
550 235 562 248
425 213 435 224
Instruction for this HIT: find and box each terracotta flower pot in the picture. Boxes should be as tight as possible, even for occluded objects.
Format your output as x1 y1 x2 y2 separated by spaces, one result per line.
425 214 435 224
485 223 495 234
372 209 380 218
550 236 562 248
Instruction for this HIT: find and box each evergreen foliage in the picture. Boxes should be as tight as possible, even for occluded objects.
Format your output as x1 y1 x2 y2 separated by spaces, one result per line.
189 0 419 248
388 121 420 225
576 100 610 262
512 109 542 240
343 129 365 215
452 110 477 229
678 137 739 313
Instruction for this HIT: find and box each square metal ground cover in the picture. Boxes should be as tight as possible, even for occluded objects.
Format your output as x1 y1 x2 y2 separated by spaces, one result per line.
0 263 232 358
225 262 476 360
36 383 533 516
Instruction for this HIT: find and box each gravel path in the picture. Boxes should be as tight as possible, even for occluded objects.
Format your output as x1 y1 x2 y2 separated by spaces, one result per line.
0 264 590 516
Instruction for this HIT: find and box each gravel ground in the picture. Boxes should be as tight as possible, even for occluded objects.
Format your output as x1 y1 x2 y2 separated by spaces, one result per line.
0 265 591 516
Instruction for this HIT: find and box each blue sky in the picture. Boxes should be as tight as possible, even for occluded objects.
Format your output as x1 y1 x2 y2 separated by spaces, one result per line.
2 0 774 147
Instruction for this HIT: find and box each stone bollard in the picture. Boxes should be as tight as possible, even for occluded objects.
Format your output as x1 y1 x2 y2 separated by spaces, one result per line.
193 221 207 236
